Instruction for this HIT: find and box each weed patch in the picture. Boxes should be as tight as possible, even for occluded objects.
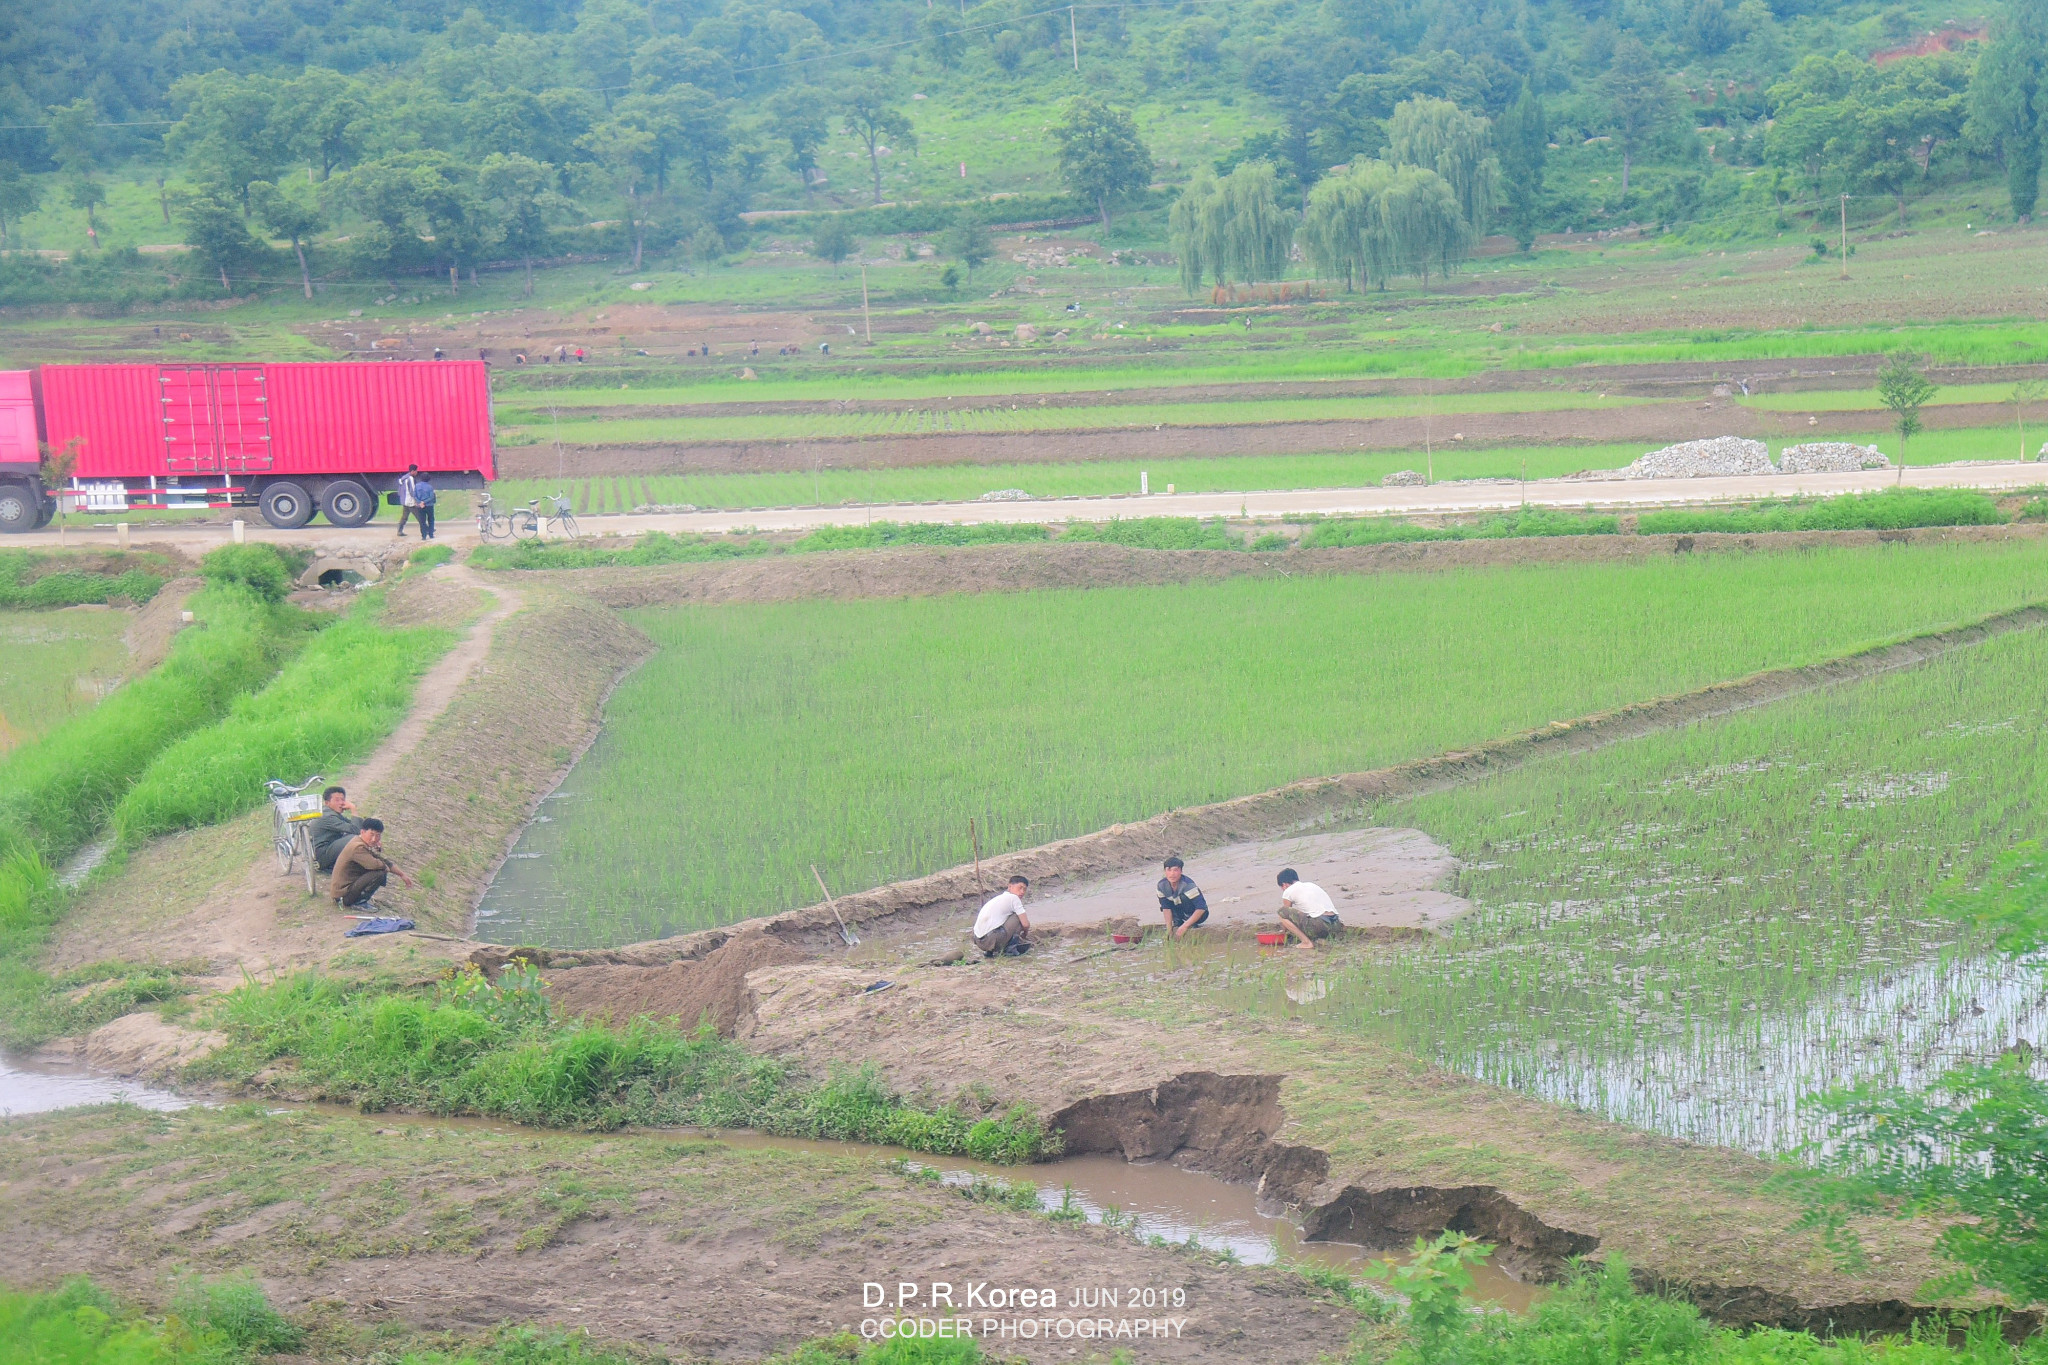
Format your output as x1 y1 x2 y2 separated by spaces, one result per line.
469 531 775 571
788 522 1050 553
1300 509 1618 548
0 550 168 609
196 967 1061 1161
1638 488 2006 535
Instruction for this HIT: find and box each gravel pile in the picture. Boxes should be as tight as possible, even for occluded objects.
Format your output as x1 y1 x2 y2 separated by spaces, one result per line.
1778 442 1889 473
1625 437 1774 479
1381 469 1428 487
631 503 699 514
979 488 1033 501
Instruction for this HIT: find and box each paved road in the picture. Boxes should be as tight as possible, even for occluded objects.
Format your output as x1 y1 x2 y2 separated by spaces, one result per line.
15 461 2046 554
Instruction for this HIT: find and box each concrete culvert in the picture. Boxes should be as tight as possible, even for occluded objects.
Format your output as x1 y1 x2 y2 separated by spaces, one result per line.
316 568 366 588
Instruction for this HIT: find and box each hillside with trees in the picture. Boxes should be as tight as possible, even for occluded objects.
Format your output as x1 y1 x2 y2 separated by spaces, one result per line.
0 0 2039 302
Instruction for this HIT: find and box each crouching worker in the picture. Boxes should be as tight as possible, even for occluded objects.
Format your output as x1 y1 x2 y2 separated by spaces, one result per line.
329 818 413 909
1276 867 1342 950
973 875 1033 957
1157 856 1209 939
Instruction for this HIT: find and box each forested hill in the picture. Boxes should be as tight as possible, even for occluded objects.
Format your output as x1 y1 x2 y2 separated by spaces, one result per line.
0 0 2042 299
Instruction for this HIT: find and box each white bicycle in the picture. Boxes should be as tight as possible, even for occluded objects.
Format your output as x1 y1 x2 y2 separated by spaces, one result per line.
268 775 325 894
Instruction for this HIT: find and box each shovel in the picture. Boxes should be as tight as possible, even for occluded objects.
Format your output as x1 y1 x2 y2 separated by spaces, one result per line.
812 865 859 947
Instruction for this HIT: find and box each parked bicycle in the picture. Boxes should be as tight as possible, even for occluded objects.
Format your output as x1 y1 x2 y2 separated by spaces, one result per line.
510 491 579 540
475 490 513 541
267 774 325 894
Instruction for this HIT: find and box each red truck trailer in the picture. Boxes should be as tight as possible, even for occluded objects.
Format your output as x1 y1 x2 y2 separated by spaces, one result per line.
0 361 495 533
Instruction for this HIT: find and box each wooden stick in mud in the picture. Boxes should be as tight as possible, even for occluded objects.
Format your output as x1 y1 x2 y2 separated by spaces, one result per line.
812 864 858 947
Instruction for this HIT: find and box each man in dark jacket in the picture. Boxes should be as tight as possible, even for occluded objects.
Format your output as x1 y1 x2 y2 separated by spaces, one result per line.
1157 856 1209 939
310 786 361 873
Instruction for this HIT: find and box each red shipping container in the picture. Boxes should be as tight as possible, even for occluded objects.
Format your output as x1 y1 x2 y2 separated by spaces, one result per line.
39 361 495 482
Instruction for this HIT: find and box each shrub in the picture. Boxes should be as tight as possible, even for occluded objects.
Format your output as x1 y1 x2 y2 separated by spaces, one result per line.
112 595 455 842
789 522 1051 553
0 1275 300 1365
1637 488 2004 536
470 531 774 571
198 544 294 602
1059 517 1240 550
1299 509 1617 549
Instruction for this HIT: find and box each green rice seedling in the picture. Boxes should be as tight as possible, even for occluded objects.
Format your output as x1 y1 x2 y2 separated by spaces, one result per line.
0 608 131 747
1319 624 2048 1152
111 589 456 842
475 540 2048 946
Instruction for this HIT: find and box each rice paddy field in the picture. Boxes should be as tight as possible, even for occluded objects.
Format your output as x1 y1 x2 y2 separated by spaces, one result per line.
0 610 130 754
1327 624 2048 1154
476 538 2048 947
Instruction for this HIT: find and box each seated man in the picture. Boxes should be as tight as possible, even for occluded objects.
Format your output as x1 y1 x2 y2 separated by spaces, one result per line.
1156 856 1209 939
1275 867 1343 950
972 875 1033 957
329 818 411 909
310 786 362 873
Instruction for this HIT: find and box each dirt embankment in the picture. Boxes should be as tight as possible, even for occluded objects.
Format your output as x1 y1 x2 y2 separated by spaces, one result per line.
504 399 2041 479
523 524 2048 611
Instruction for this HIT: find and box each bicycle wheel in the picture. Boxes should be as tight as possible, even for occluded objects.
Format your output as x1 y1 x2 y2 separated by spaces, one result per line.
509 509 539 539
273 808 295 875
483 513 512 541
555 512 580 539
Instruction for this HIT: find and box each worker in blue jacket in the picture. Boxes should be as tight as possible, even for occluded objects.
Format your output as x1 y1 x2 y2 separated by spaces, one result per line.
1157 856 1210 939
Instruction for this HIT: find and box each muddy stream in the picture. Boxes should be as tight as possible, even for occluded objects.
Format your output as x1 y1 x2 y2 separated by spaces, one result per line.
0 1052 1536 1311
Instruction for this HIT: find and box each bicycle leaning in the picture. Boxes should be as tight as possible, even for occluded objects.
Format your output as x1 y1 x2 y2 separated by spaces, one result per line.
510 491 579 540
267 775 325 895
475 490 513 541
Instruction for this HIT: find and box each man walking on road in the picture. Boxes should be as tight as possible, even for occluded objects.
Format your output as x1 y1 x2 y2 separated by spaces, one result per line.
1275 868 1342 950
412 474 437 540
973 875 1033 957
1157 856 1209 939
394 465 419 537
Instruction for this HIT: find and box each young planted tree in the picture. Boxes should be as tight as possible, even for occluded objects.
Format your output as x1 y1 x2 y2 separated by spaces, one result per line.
477 153 572 296
1048 97 1153 231
1604 37 1674 198
842 81 917 205
1496 83 1548 252
939 216 993 281
247 180 325 299
1876 351 1937 460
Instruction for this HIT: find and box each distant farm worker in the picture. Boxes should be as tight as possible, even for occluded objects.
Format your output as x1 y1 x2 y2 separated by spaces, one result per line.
412 474 437 541
1275 868 1342 950
310 786 361 873
329 818 414 908
973 875 1033 957
1157 856 1209 939
394 464 420 538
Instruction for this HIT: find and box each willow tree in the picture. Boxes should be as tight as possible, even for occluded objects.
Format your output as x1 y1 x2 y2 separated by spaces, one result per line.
1380 164 1472 287
1300 160 1396 290
1387 96 1501 240
1168 160 1293 292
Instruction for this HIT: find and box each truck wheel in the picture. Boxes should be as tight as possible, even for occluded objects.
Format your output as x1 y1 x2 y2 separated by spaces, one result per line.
260 481 315 529
321 479 374 528
0 484 37 534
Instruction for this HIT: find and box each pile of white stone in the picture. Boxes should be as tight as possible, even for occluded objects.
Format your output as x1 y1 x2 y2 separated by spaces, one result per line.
1624 438 1775 479
979 488 1033 501
1381 469 1428 487
1777 442 1889 473
630 503 700 514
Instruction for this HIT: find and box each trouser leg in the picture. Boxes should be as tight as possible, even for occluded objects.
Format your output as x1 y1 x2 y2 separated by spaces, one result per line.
339 868 387 907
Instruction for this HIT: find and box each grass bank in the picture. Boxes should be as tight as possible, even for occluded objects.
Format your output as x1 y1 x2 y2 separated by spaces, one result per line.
111 585 459 843
0 547 310 866
1637 487 2007 534
485 538 2048 942
198 965 1057 1161
0 549 171 610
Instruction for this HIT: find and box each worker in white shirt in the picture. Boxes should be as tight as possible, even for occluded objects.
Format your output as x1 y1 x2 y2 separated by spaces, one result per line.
972 875 1032 957
1275 867 1343 950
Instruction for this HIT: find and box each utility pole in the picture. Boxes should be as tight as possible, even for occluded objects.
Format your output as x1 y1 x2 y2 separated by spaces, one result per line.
1839 194 1849 280
861 265 872 344
1070 6 1079 70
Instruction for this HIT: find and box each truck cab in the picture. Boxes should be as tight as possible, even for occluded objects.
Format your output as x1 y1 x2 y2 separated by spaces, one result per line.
0 370 53 532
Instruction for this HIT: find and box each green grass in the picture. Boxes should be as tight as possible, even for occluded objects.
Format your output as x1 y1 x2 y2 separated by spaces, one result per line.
1636 488 2006 534
474 538 2048 945
0 609 132 751
1301 509 1618 547
1332 624 2048 1153
111 588 459 843
0 550 169 610
199 966 1056 1161
0 564 306 866
0 1275 300 1365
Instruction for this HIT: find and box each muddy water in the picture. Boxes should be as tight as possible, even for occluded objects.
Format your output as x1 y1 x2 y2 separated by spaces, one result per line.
0 1050 191 1116
714 1132 1541 1311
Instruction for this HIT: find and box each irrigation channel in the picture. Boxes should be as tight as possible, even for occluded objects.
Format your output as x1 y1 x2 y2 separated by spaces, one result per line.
0 1051 1536 1309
